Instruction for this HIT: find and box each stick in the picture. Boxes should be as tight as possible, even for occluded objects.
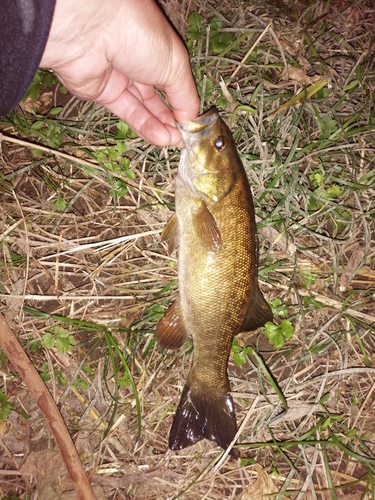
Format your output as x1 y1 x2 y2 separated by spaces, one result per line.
0 312 97 500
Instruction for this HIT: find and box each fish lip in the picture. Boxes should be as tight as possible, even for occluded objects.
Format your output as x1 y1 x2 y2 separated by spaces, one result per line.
176 107 219 148
176 107 219 198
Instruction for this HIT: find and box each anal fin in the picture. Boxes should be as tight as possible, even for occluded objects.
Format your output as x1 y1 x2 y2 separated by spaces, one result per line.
241 284 273 332
156 298 188 350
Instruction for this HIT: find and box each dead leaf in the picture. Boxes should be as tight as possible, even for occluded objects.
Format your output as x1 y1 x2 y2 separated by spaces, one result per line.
279 37 311 70
20 445 104 499
59 485 106 500
339 246 366 291
269 401 324 425
20 448 67 500
19 92 53 114
282 66 323 86
219 77 236 113
241 464 282 500
258 221 297 256
0 419 11 439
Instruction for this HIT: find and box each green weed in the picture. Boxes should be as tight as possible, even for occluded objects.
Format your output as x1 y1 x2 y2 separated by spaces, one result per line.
0 391 11 420
42 326 76 353
263 320 294 350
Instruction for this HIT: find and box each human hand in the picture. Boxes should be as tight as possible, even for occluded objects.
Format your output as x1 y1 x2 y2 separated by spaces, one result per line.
40 0 200 146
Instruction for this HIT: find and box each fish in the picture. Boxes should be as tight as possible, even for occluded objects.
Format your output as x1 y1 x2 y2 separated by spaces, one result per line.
156 107 272 457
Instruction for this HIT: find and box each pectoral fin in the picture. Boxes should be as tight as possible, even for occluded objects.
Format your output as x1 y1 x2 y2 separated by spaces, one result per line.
241 284 273 332
156 298 189 350
195 202 222 252
161 214 179 255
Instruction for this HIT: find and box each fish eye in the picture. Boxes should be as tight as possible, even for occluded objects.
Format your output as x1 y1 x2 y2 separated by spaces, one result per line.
214 135 226 151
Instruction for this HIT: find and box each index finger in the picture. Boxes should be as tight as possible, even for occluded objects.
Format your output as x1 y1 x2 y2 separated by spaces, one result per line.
162 52 200 124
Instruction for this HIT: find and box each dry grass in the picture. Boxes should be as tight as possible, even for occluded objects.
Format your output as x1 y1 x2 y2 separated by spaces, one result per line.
1 0 375 498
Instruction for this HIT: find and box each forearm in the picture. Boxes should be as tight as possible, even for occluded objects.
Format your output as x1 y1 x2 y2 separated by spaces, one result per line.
0 0 55 118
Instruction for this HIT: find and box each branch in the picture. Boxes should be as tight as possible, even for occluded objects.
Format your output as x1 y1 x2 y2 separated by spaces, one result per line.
0 312 97 500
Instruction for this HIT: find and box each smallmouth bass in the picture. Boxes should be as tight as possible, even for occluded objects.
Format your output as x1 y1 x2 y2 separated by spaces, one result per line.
156 107 272 457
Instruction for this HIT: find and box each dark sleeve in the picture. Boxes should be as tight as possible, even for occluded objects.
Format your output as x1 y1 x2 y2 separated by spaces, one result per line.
0 0 56 118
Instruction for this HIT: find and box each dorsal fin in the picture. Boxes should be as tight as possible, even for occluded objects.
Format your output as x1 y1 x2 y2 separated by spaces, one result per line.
161 214 179 255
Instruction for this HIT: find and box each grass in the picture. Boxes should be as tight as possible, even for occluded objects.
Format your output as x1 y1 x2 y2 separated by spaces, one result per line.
1 0 375 498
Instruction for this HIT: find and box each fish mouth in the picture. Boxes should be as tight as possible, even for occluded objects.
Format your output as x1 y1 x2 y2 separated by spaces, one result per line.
176 107 219 147
176 107 219 197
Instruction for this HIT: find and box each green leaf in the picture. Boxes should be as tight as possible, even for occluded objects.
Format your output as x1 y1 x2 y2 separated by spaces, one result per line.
326 184 342 198
0 351 6 371
54 197 68 212
0 392 11 420
26 83 41 101
309 170 325 188
319 392 330 404
115 140 127 155
31 148 44 157
240 457 257 466
269 298 289 317
124 166 136 180
264 320 294 349
30 121 44 130
233 350 247 367
343 79 359 93
232 338 251 366
280 319 294 340
319 115 339 139
42 332 55 349
197 77 214 101
303 296 325 309
108 147 118 161
115 120 131 139
119 156 130 169
55 371 67 386
209 29 233 54
186 12 203 41
110 180 128 198
210 16 226 30
216 96 228 109
29 340 43 351
49 107 62 116
119 372 132 387
56 336 72 353
53 326 71 338
68 335 76 347
95 150 107 163
74 376 90 391
12 405 31 419
82 364 94 375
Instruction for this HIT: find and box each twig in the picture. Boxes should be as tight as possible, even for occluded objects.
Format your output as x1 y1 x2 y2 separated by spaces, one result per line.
230 23 271 80
0 312 97 500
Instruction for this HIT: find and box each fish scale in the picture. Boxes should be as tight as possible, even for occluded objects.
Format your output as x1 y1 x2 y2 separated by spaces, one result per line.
181 184 252 359
156 107 272 457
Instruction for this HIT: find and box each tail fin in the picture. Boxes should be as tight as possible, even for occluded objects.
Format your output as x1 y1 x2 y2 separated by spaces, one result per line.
169 379 239 457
